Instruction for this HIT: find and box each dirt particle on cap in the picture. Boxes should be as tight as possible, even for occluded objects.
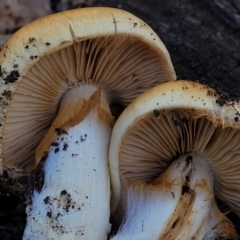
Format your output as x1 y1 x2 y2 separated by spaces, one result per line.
207 89 217 97
2 90 11 100
60 190 72 212
55 128 68 136
30 55 38 60
80 135 87 142
153 110 160 118
234 117 239 122
46 211 52 218
44 196 50 204
3 70 20 83
29 37 36 43
51 142 59 147
54 148 59 153
61 190 67 195
45 42 50 46
63 143 68 151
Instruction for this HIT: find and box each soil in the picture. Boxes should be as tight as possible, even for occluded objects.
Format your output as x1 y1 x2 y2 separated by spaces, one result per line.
0 0 240 239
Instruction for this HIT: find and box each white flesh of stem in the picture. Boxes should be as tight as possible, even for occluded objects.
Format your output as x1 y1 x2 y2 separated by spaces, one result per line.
112 155 238 240
23 86 111 240
111 157 193 240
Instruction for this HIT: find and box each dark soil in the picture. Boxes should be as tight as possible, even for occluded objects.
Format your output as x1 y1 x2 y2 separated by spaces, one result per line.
0 173 26 240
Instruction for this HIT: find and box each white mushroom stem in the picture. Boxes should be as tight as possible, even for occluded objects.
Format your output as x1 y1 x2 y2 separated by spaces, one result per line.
23 85 113 239
111 155 238 240
111 157 193 240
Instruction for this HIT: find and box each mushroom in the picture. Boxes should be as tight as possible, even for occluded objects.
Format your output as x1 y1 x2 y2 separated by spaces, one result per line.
0 7 176 239
109 80 240 239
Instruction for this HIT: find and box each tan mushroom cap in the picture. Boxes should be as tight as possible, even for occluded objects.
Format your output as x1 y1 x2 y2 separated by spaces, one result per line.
0 7 176 172
109 80 240 216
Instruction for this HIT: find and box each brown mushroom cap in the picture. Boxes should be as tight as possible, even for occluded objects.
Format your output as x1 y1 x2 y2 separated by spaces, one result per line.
109 80 240 216
0 7 176 171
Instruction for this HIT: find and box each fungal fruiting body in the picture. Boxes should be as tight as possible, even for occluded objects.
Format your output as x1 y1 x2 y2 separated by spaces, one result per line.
112 155 237 239
23 86 113 239
0 6 178 238
109 80 240 239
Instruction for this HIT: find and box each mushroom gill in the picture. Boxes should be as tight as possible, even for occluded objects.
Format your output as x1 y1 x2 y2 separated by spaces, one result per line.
3 37 168 169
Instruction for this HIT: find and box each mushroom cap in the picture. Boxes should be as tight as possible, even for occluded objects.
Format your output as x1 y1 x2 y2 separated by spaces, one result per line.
0 7 176 171
109 80 240 216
